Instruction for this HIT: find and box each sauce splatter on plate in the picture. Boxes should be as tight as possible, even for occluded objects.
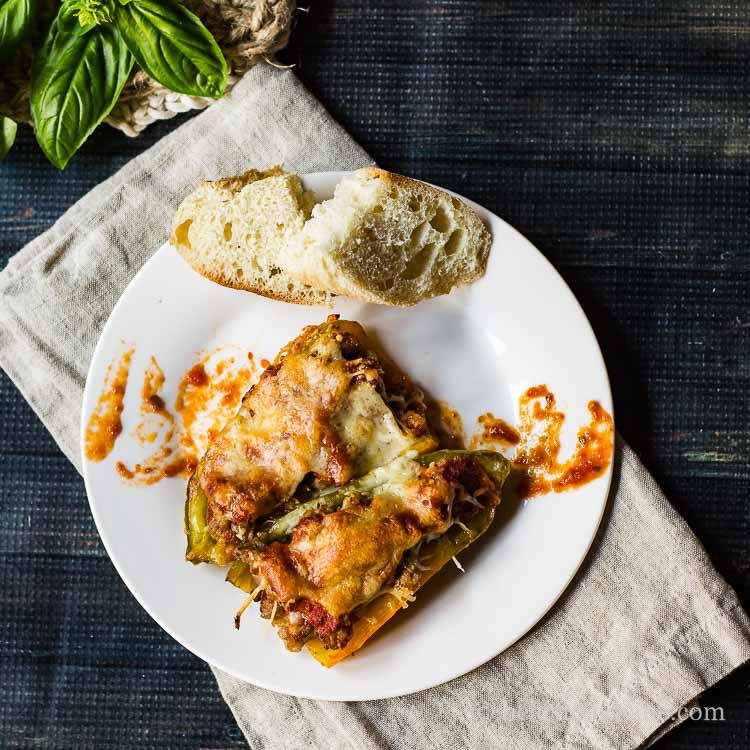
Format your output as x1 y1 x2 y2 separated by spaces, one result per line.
472 413 520 446
470 385 614 498
92 346 257 485
84 344 134 462
86 349 613 502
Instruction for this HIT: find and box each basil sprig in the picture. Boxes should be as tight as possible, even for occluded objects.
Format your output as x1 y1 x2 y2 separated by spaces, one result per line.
28 0 228 169
0 0 35 161
31 5 134 169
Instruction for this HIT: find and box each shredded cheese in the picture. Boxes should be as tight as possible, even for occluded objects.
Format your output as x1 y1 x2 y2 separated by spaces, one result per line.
265 599 280 634
379 587 417 609
234 583 265 629
451 556 465 573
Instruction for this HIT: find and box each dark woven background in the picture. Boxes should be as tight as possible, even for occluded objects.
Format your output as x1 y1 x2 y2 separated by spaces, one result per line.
1 1 749 747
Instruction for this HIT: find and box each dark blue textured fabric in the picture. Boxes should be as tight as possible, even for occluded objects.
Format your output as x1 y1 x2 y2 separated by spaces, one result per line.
1 1 749 747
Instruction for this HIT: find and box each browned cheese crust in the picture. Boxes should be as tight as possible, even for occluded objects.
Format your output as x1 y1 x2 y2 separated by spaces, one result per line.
196 316 432 544
250 455 499 650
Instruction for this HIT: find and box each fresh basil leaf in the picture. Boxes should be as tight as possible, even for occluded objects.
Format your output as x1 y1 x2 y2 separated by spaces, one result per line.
56 2 106 38
65 0 115 29
0 0 35 61
30 10 134 169
0 116 16 160
115 0 227 98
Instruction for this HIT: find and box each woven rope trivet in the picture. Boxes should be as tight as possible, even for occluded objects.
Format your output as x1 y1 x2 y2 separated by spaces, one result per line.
0 0 296 137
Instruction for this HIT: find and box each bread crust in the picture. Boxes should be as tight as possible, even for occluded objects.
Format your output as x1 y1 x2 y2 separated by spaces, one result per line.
171 164 332 306
185 259 331 306
171 165 490 308
208 165 286 193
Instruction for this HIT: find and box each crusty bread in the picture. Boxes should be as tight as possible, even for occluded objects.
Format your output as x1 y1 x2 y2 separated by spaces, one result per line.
171 166 491 307
170 166 330 305
282 167 491 306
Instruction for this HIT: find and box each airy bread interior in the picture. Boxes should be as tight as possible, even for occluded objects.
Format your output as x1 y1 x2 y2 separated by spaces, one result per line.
171 166 491 307
170 166 330 305
282 167 491 306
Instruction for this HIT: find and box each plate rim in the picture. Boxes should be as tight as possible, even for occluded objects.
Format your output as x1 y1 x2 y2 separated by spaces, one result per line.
80 170 614 701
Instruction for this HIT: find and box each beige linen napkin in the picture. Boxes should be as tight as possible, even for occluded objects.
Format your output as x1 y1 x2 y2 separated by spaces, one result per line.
1 62 748 750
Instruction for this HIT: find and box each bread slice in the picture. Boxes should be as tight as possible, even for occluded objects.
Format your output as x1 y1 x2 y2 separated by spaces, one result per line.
170 166 331 305
282 167 491 306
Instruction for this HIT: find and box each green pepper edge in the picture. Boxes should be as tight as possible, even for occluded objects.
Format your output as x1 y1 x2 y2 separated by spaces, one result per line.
225 560 256 593
184 470 235 566
260 449 509 543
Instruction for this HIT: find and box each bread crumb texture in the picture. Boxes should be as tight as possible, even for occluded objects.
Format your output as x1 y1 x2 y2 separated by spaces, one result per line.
170 166 330 306
284 168 491 306
172 166 491 307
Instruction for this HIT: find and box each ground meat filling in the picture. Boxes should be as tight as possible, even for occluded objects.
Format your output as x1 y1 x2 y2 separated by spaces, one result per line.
257 592 352 651
242 453 504 654
290 600 353 650
248 496 426 650
258 594 357 650
257 593 313 652
430 457 497 520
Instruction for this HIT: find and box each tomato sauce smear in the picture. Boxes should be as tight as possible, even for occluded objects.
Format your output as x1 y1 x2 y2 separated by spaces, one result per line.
84 345 135 462
470 385 614 499
90 346 257 485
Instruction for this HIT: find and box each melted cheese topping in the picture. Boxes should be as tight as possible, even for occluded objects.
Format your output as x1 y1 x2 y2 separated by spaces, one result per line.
330 381 417 475
251 469 455 618
197 319 426 540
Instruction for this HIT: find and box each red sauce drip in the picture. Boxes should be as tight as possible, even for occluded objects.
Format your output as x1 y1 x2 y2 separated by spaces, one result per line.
552 401 614 491
185 363 209 387
116 357 177 485
139 357 171 418
115 461 134 480
470 385 614 499
175 348 255 464
84 345 134 461
260 358 271 369
99 348 255 486
515 386 613 498
163 456 197 478
472 413 521 446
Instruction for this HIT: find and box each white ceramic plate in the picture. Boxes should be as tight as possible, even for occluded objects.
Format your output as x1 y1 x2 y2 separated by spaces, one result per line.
81 171 613 701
